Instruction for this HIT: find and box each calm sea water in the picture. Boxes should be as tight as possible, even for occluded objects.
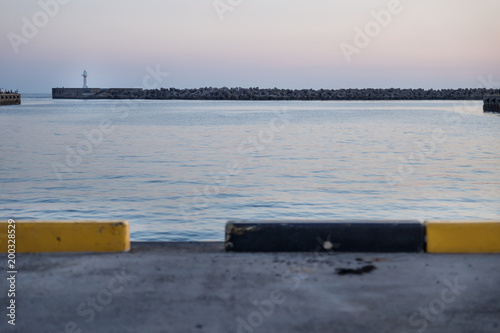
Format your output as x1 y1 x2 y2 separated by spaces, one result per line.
1 95 499 241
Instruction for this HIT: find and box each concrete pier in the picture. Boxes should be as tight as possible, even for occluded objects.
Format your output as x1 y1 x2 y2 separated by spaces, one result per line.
2 242 499 332
0 93 20 105
483 94 500 112
52 87 143 99
52 87 102 99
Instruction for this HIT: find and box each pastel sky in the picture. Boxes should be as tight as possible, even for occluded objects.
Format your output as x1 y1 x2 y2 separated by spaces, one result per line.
1 0 499 93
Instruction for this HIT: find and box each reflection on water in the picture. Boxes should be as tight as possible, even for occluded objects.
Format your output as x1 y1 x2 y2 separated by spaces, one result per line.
0 98 499 240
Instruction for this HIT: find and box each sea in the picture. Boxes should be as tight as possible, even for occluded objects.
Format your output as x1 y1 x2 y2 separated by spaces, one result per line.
1 95 499 241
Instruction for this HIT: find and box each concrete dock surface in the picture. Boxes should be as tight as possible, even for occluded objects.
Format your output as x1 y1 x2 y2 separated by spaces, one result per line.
2 242 499 333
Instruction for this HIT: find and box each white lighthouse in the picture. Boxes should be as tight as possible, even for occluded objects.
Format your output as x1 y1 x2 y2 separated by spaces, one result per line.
82 69 88 88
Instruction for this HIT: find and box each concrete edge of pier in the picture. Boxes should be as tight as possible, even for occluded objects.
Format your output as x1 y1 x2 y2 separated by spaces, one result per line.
2 219 500 254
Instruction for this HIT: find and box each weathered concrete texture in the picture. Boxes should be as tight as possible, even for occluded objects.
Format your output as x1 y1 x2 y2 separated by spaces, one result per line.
2 242 499 333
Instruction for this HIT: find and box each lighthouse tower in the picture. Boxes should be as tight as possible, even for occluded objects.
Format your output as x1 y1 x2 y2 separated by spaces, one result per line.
82 69 88 88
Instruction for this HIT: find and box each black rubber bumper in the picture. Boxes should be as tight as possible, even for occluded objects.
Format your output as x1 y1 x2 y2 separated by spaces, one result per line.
225 219 425 252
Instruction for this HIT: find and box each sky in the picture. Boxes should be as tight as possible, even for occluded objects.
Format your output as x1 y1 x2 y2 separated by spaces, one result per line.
0 0 499 93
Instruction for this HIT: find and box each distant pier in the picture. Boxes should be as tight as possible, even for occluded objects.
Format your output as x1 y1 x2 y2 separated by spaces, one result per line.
0 90 21 105
52 87 101 99
52 87 143 99
483 94 500 112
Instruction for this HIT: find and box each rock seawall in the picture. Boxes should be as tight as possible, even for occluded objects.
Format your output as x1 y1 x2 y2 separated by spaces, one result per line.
85 87 498 100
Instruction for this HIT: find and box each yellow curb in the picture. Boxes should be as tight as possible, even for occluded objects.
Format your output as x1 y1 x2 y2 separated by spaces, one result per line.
425 220 500 253
0 220 130 253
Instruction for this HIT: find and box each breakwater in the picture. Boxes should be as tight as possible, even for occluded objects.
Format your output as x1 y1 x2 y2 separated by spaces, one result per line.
52 87 499 101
